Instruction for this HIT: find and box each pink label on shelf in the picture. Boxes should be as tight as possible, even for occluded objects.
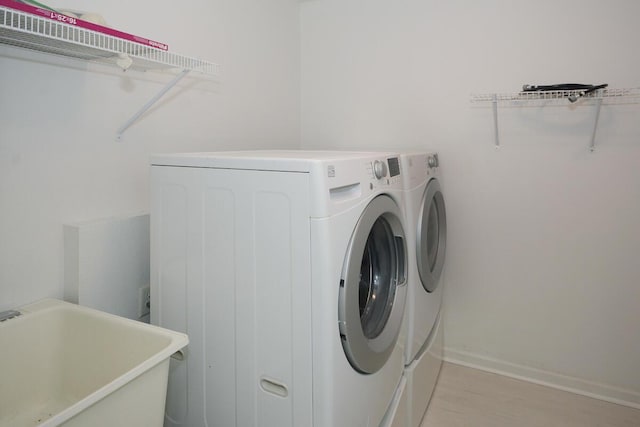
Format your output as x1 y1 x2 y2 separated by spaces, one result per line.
0 0 169 51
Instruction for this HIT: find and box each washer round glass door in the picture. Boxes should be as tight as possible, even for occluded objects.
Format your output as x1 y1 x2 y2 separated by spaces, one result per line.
339 195 407 374
417 178 447 292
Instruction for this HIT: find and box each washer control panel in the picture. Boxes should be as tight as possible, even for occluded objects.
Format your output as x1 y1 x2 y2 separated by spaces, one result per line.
368 156 401 186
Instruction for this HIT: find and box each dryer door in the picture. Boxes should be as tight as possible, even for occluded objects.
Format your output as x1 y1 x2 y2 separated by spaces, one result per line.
339 195 407 374
417 178 447 292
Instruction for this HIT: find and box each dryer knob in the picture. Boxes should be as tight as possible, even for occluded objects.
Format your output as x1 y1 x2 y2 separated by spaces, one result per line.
373 160 387 179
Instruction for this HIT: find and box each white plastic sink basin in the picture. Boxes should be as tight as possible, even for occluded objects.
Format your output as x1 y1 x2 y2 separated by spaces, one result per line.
0 299 188 427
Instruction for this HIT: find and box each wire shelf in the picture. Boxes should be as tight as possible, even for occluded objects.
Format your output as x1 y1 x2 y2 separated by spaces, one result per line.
469 87 640 152
1 5 219 140
471 88 640 107
0 5 218 74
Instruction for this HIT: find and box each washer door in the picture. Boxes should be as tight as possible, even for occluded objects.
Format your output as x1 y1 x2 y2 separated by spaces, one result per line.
339 195 407 374
417 178 447 292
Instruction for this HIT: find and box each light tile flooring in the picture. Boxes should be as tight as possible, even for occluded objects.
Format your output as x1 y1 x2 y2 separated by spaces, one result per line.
421 362 640 427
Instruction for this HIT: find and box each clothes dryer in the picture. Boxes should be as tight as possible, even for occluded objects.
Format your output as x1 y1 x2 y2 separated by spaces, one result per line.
150 150 409 427
400 152 447 427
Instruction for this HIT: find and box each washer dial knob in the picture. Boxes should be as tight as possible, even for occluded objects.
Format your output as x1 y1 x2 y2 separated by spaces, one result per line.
428 155 439 168
373 160 387 179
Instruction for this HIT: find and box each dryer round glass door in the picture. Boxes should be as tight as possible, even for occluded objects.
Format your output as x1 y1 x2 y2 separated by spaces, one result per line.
417 178 447 292
339 195 407 374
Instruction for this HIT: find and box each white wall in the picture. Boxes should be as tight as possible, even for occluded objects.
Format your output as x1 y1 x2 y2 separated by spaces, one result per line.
301 0 640 406
0 0 300 311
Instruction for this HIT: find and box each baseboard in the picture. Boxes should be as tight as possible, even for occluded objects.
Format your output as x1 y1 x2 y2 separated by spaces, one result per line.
443 348 640 410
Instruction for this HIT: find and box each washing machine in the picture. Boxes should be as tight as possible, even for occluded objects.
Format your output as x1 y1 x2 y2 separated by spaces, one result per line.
150 150 409 427
400 152 447 427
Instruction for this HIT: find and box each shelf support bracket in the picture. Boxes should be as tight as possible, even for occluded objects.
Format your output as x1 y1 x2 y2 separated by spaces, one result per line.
116 69 191 141
492 94 500 149
589 98 603 152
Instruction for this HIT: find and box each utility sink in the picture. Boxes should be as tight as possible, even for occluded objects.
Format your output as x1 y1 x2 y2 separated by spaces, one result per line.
0 299 188 427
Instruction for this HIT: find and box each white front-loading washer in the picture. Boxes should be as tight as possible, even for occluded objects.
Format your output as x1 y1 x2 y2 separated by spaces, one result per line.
150 150 408 427
400 152 447 427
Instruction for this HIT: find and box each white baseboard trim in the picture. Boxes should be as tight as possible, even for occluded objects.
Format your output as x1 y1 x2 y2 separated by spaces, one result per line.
443 348 640 410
